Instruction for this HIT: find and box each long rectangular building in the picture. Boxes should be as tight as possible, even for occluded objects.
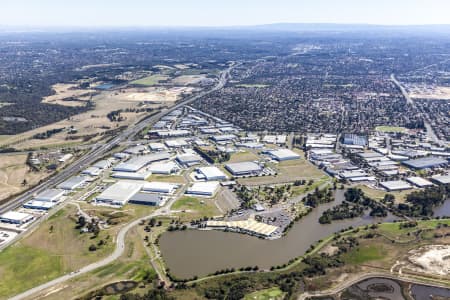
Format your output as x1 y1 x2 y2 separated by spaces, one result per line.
96 181 143 206
113 152 171 172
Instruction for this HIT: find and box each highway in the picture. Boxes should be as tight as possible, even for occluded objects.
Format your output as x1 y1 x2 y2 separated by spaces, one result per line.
0 62 236 216
390 73 446 147
8 63 236 300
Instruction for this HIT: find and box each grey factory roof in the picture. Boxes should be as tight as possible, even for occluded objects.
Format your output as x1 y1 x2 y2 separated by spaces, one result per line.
431 175 450 185
113 152 171 172
380 180 413 191
225 161 262 175
129 193 163 206
34 189 65 202
402 156 448 170
57 176 88 190
96 181 143 205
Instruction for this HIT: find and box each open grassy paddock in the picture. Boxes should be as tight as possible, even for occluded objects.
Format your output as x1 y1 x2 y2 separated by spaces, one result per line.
375 125 407 133
243 287 285 300
0 206 115 299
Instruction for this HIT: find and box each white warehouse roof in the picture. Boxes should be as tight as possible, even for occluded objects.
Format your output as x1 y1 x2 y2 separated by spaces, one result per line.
0 211 33 223
34 189 65 202
380 180 413 191
268 149 301 161
142 182 179 194
96 181 143 206
112 171 152 181
197 166 228 181
57 176 88 190
225 161 262 175
113 152 171 172
187 181 220 196
406 177 433 188
148 161 179 174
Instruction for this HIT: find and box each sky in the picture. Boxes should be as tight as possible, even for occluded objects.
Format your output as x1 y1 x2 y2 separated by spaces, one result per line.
1 0 450 28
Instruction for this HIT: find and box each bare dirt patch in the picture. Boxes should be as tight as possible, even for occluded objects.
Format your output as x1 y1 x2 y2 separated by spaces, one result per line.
42 83 95 107
407 245 450 276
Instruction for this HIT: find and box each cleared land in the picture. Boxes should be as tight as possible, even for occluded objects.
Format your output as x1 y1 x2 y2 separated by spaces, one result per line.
0 207 115 299
375 125 407 133
0 154 49 203
172 196 221 222
42 83 95 107
408 85 450 100
244 287 285 300
240 156 325 186
357 185 411 203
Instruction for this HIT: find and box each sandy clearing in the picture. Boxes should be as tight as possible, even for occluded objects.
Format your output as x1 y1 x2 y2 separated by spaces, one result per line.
408 245 450 276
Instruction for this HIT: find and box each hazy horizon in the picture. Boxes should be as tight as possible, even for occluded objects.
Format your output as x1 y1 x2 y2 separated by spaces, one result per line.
1 0 449 28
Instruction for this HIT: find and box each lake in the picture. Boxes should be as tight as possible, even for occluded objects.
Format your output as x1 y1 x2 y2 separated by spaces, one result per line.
159 190 399 278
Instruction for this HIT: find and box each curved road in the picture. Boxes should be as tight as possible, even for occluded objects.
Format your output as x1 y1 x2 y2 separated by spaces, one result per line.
297 271 450 300
9 63 237 300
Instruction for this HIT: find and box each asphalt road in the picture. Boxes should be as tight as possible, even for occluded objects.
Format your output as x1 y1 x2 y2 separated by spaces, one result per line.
8 63 236 300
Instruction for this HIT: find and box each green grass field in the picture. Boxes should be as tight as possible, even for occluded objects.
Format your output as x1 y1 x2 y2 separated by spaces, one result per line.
0 245 64 297
375 126 407 133
0 206 115 298
172 196 220 221
341 245 386 265
131 75 169 86
244 287 285 300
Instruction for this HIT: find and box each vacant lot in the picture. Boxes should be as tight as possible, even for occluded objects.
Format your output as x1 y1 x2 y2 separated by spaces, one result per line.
35 226 155 300
240 158 325 186
244 287 285 300
228 151 260 163
172 196 221 221
0 206 115 299
0 154 49 203
357 185 411 203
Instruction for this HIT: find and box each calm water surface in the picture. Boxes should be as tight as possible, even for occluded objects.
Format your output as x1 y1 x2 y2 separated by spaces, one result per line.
160 190 398 278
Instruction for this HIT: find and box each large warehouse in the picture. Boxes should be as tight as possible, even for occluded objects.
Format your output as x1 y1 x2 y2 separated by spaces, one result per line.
266 149 301 161
406 177 433 188
57 176 89 190
113 152 171 172
33 189 65 202
431 174 450 185
380 180 413 191
225 161 262 176
142 182 179 194
402 157 448 170
0 211 34 225
197 166 228 181
176 153 203 167
186 181 220 196
23 200 56 211
95 181 143 206
129 193 165 206
148 161 179 174
112 171 152 181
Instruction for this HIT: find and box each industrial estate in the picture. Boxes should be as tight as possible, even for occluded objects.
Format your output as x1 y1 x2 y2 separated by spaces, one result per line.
0 20 449 300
